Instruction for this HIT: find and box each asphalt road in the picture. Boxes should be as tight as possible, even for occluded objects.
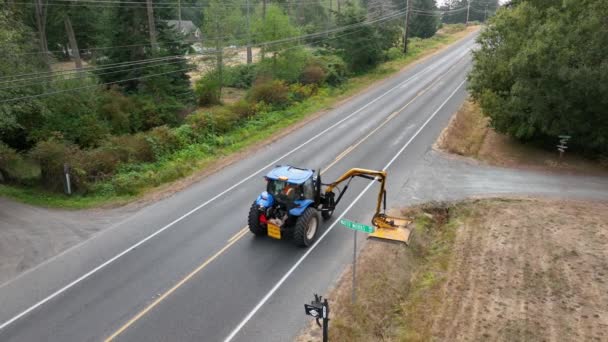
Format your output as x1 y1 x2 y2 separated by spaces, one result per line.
0 32 479 341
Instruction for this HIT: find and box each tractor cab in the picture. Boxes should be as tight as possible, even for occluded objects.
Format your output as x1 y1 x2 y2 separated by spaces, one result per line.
265 166 315 207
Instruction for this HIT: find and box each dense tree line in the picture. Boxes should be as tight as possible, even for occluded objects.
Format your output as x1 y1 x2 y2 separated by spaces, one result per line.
469 0 608 155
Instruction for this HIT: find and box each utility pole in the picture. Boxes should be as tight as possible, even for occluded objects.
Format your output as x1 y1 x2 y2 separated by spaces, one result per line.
466 0 471 25
337 0 341 14
246 0 252 64
177 0 182 30
34 0 50 67
215 20 223 99
263 0 267 18
146 0 158 52
64 16 82 70
484 3 488 22
403 0 412 53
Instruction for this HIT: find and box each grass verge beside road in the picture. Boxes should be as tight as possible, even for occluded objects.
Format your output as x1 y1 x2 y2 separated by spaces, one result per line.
0 26 477 209
437 98 608 175
297 198 608 341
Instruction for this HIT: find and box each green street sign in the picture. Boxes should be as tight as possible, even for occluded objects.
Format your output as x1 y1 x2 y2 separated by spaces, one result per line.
340 219 375 234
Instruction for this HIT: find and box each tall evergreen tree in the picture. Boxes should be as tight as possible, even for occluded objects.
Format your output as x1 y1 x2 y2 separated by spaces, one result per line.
410 0 439 38
99 1 191 98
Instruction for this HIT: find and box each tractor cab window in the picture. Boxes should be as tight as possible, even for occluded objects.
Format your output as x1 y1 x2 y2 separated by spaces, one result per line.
267 180 301 202
303 178 314 199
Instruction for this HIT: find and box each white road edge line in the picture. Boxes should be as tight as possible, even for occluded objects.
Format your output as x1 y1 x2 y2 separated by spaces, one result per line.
0 49 455 332
223 79 467 342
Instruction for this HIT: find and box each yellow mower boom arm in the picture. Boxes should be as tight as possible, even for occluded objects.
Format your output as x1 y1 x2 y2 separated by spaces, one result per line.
323 168 411 243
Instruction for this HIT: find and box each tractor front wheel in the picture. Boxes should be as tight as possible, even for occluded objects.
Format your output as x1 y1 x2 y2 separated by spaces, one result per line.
293 207 319 247
248 202 267 236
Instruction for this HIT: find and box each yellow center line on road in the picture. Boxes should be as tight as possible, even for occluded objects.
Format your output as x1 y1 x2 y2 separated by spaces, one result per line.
105 52 470 341
104 230 246 342
228 226 249 243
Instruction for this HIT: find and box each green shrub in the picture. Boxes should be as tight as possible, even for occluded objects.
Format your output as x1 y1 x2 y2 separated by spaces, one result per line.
194 73 222 106
316 54 348 86
173 124 197 146
207 107 240 134
132 95 182 130
35 78 110 148
102 134 155 163
300 65 326 85
249 78 290 107
78 147 122 183
387 47 404 60
0 142 18 182
229 100 258 120
289 83 317 102
257 48 310 84
29 139 84 192
224 64 258 89
98 88 138 134
145 125 182 160
186 111 211 135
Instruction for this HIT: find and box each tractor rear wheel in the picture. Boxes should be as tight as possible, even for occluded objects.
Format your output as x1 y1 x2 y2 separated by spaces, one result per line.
293 207 319 247
248 202 267 236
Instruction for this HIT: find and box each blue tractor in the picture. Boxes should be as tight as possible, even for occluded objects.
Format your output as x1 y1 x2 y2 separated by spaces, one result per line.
248 165 330 247
248 165 412 247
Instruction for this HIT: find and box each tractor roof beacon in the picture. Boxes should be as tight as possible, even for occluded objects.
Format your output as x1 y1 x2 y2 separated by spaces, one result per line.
248 165 412 247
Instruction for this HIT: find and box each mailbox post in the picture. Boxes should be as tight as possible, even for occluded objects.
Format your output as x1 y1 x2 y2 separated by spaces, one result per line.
304 294 329 342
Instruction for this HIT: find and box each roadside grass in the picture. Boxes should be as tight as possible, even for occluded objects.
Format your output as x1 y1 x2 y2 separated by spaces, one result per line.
438 98 608 175
1 26 475 209
438 98 489 156
320 202 459 342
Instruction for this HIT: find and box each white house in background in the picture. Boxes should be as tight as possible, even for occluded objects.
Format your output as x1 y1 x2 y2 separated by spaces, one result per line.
166 20 202 43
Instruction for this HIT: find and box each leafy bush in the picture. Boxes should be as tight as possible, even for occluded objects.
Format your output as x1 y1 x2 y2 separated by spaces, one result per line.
229 100 258 120
29 139 83 192
257 48 310 84
0 142 18 182
132 95 183 130
194 73 222 106
145 125 183 160
101 134 155 163
186 111 210 135
98 88 139 134
387 47 404 60
315 54 348 86
224 64 258 89
35 79 110 148
207 107 240 134
300 65 326 85
289 83 317 102
249 78 290 107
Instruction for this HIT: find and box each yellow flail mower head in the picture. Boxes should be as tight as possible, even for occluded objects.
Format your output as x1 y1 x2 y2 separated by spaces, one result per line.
370 213 412 244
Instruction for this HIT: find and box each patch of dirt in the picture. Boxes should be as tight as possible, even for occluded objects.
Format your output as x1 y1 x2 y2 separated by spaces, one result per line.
436 99 608 176
431 198 608 341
